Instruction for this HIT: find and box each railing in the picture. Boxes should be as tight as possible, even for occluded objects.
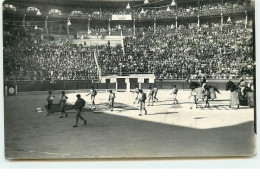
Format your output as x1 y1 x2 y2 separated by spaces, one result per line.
134 6 252 20
87 7 252 20
72 24 252 37
75 6 252 20
101 72 154 76
4 6 253 21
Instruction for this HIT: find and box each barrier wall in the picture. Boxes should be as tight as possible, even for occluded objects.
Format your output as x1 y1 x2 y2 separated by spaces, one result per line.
4 79 243 93
142 79 241 90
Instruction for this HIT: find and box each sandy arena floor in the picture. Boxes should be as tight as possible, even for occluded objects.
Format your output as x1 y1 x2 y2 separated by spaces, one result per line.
4 90 256 159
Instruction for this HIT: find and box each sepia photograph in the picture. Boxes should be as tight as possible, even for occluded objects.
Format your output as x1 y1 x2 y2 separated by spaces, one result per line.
2 0 256 159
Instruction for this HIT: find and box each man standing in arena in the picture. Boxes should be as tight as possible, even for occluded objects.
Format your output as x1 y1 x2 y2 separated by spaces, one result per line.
59 91 68 118
170 85 178 104
133 85 139 104
72 94 87 127
201 76 207 87
148 86 154 106
108 90 116 111
238 79 246 96
189 87 198 109
138 89 147 116
86 86 97 110
204 87 211 108
47 91 55 116
153 85 158 102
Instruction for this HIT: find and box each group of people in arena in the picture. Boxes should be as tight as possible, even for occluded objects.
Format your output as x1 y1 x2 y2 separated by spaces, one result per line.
46 87 99 127
132 85 159 115
189 79 212 109
46 86 119 127
45 78 225 127
46 85 160 127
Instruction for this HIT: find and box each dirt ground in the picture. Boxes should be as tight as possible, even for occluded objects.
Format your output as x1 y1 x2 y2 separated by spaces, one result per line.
4 90 256 159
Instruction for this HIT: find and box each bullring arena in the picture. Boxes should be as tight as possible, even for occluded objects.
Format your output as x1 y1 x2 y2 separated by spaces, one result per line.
3 0 256 159
4 81 256 159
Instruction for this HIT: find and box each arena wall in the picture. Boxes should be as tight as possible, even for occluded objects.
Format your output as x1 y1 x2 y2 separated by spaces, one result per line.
4 79 244 95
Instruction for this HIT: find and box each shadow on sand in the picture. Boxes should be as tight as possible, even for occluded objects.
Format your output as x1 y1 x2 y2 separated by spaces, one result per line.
5 95 256 159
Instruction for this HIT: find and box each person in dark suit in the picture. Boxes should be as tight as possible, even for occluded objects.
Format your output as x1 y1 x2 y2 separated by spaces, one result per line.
72 94 87 127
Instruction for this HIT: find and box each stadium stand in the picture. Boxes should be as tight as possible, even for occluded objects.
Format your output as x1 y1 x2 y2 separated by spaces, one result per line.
3 0 255 83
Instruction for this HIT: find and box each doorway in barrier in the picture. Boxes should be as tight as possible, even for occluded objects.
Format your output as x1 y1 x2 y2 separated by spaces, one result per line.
117 78 126 90
130 78 138 89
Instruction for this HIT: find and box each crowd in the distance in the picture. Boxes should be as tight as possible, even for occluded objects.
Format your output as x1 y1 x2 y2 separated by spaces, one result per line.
3 30 99 81
98 25 254 80
3 19 254 81
25 0 250 35
79 1 250 19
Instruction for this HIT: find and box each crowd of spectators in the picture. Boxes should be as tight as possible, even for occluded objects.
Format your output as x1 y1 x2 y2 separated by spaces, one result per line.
21 1 250 21
17 0 251 36
76 1 250 19
98 25 254 80
3 32 99 81
74 15 252 37
3 19 254 81
137 1 250 17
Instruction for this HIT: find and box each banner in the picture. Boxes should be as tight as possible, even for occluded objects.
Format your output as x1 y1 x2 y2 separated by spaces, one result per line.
112 14 132 21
